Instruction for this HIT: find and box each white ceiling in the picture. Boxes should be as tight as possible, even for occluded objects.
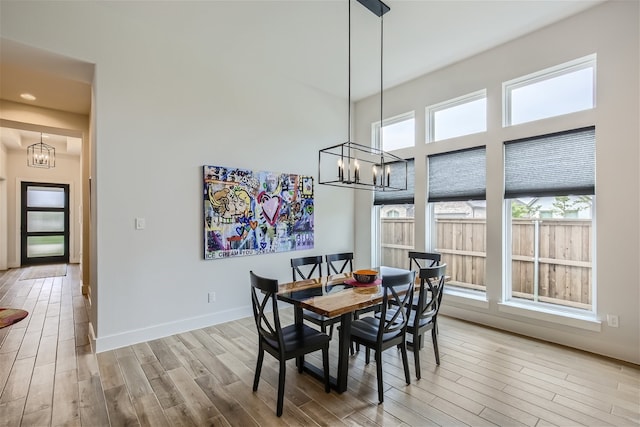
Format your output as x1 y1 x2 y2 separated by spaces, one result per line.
0 0 605 151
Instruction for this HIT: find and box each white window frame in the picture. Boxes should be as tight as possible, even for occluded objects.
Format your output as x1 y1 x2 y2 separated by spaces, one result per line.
373 111 415 151
426 90 487 143
503 54 596 127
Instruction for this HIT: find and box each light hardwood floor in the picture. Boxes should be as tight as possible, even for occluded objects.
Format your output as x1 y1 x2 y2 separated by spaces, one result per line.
0 264 638 426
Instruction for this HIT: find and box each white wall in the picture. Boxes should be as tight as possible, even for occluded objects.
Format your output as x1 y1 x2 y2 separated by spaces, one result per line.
0 1 355 351
355 0 639 364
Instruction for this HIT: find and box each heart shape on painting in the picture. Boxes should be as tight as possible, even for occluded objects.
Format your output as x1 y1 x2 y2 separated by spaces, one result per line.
249 221 258 230
258 192 281 226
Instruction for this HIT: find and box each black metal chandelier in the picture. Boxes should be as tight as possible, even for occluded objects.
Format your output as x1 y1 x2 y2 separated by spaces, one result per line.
318 0 407 191
27 133 56 169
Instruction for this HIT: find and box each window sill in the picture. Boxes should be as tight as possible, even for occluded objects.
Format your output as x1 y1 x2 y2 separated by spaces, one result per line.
498 300 601 332
443 288 489 309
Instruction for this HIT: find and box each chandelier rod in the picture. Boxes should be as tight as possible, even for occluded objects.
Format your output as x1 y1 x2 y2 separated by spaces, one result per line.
380 9 384 184
348 0 352 143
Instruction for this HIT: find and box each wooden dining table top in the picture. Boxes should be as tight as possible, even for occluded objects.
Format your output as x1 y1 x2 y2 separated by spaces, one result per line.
277 267 412 318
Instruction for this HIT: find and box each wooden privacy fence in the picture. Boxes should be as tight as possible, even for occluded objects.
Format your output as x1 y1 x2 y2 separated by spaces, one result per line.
380 218 593 308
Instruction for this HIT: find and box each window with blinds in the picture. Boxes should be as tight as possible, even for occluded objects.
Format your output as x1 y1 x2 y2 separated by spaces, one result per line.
504 127 595 198
427 147 486 202
427 146 487 293
504 126 595 311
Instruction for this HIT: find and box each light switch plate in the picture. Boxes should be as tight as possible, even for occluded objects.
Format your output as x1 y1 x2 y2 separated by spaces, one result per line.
135 217 146 230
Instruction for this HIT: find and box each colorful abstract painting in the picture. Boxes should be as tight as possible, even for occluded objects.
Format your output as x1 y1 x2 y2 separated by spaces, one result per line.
203 165 314 260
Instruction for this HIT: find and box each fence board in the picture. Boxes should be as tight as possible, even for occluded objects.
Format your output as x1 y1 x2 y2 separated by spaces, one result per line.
380 218 592 307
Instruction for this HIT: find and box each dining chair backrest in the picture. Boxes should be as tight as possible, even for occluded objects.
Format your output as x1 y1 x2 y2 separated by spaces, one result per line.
408 251 441 271
415 264 447 324
290 255 323 281
250 271 284 352
378 270 416 341
325 252 354 275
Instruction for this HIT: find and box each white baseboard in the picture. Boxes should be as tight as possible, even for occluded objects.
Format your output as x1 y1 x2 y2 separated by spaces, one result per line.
94 305 253 353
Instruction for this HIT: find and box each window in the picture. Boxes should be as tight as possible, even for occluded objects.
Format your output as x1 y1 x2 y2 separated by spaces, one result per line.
427 147 486 293
378 204 415 268
386 209 400 218
378 112 415 151
373 114 415 269
504 127 595 312
504 55 595 126
375 160 415 269
427 91 486 142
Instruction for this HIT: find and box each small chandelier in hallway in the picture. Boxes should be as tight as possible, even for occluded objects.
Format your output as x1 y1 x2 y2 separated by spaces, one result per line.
27 133 55 168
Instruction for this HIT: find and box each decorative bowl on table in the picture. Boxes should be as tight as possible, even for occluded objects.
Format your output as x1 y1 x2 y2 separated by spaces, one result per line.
352 269 378 284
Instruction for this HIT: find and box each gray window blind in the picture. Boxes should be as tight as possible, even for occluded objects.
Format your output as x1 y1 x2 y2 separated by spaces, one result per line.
428 147 486 202
373 158 414 205
504 126 595 198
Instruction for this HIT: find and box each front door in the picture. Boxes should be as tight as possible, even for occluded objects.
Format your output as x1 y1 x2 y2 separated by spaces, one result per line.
21 182 70 266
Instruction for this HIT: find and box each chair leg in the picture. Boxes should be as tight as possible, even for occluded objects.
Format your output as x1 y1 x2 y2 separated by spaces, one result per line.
431 327 440 365
322 346 330 393
352 313 360 352
365 346 371 365
400 341 411 385
328 324 334 340
253 347 264 391
276 359 286 417
416 332 424 350
375 350 384 404
413 332 421 380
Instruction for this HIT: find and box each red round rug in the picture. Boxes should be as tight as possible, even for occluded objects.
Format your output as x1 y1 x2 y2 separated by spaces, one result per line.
0 308 29 329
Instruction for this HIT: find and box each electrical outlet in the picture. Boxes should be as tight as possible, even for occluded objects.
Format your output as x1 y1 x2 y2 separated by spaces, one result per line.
606 314 619 328
208 292 216 303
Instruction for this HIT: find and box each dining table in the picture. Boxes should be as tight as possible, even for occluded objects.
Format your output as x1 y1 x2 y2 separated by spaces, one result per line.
277 266 411 393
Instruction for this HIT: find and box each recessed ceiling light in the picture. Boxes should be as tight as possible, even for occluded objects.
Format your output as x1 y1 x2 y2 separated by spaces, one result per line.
20 93 37 101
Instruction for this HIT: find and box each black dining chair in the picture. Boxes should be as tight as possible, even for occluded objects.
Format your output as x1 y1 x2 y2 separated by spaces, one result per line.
349 269 416 404
406 251 441 309
250 271 330 417
290 256 341 338
408 251 441 270
406 264 447 378
325 252 353 275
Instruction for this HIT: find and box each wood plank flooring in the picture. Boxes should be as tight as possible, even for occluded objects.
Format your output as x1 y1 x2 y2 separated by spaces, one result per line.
1 264 638 426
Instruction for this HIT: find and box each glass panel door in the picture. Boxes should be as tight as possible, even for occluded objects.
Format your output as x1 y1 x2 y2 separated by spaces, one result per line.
21 182 69 265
